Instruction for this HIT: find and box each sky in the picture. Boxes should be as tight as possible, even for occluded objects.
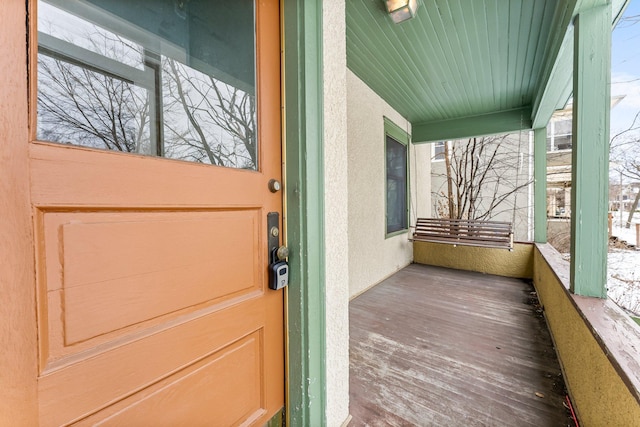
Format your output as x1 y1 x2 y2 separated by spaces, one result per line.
611 0 640 136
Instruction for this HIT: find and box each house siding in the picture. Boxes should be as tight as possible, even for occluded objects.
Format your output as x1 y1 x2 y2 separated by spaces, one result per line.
430 134 534 241
346 70 431 299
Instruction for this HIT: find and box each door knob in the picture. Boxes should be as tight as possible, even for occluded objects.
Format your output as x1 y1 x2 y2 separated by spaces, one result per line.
276 245 289 261
268 179 281 193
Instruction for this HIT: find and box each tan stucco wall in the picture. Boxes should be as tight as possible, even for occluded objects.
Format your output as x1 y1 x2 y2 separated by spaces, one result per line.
323 2 350 426
533 246 640 426
346 70 431 299
413 241 534 278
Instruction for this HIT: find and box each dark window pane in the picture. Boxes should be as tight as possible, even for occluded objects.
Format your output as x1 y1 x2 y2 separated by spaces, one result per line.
386 135 408 234
555 135 572 151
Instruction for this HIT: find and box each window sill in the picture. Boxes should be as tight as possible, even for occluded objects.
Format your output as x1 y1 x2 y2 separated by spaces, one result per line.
385 229 408 239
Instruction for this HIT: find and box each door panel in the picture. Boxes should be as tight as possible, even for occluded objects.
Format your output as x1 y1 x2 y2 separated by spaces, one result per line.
77 332 265 426
28 0 284 425
39 209 260 354
39 301 267 425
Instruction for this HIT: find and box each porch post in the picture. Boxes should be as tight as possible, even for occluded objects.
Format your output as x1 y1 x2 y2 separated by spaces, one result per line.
534 127 547 243
570 4 611 297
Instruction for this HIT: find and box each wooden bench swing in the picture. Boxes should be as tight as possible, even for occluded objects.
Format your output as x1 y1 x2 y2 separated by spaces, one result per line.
411 217 514 251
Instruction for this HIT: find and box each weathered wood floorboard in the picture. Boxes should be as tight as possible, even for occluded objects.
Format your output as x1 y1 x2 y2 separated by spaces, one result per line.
349 264 571 427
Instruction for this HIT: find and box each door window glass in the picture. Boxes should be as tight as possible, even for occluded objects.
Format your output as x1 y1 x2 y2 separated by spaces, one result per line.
37 0 258 170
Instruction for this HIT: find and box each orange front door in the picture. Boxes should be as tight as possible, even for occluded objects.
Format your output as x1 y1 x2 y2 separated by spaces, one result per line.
7 0 283 425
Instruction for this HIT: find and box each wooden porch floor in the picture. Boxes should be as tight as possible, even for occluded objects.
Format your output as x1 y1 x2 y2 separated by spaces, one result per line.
349 264 572 426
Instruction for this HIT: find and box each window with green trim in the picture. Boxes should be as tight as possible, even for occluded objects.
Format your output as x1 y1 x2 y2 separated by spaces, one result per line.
386 134 408 234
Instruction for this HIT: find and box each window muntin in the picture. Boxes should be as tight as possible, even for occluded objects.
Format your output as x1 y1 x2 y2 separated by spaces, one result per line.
386 135 408 235
37 0 258 169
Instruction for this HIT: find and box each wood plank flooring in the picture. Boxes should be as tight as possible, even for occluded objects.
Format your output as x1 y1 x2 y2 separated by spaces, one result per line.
349 264 572 426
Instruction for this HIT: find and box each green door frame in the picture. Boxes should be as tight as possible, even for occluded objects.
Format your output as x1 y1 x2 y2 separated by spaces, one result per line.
283 0 327 425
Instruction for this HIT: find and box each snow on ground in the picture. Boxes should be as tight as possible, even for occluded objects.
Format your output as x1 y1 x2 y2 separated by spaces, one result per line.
607 214 640 316
611 214 638 246
608 250 640 315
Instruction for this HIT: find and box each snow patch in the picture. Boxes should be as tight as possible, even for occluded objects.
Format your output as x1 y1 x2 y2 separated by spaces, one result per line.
608 215 640 316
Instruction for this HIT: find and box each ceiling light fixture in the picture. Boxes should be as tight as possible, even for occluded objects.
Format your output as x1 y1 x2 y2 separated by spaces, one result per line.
385 0 419 24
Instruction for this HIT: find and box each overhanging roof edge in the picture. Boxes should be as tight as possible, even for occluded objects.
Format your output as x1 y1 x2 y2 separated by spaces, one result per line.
412 107 533 143
531 0 630 129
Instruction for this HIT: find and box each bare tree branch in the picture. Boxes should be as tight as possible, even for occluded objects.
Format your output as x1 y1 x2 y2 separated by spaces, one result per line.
433 135 533 235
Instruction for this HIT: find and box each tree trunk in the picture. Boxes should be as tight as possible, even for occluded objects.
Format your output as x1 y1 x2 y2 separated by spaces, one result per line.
444 141 455 218
625 190 640 228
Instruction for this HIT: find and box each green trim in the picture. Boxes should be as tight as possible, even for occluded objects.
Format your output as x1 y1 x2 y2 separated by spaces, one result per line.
613 0 632 27
534 127 547 243
531 32 573 129
412 107 532 143
385 229 407 239
384 118 410 238
530 0 579 130
283 0 326 425
570 4 611 298
264 407 284 427
532 0 629 129
384 116 410 145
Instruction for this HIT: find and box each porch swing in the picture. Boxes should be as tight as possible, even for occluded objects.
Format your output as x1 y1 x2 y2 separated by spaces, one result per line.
410 122 528 252
410 217 514 250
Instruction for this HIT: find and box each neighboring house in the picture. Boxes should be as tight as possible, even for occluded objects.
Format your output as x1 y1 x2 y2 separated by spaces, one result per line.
546 96 624 218
1 1 637 426
546 107 574 218
610 181 640 212
430 133 534 241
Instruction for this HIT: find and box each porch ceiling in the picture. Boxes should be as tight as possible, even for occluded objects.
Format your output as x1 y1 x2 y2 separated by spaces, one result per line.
346 0 628 142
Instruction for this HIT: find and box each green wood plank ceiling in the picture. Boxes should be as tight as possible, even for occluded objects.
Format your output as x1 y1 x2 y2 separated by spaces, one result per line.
346 0 628 142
